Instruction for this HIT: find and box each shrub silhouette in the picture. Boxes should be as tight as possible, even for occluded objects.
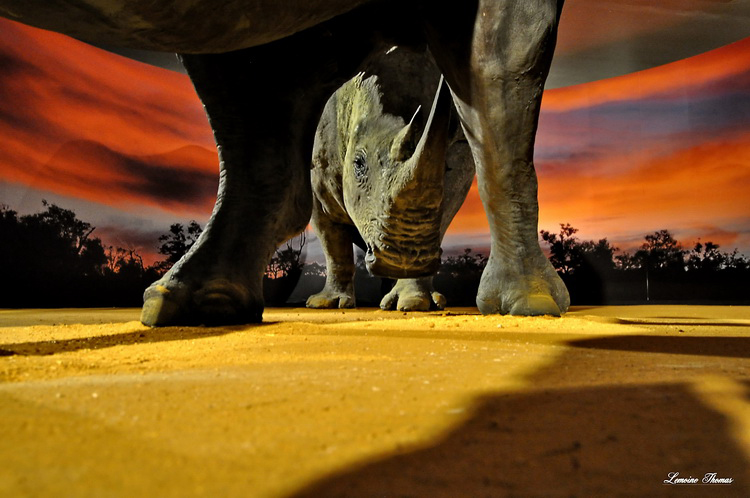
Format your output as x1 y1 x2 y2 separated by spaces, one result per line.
433 248 488 306
540 224 750 305
155 220 204 273
0 202 152 307
2 203 748 308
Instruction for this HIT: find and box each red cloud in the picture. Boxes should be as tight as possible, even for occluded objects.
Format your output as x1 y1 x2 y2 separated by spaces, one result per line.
534 131 750 247
447 38 750 257
543 37 750 112
0 18 216 216
2 18 749 259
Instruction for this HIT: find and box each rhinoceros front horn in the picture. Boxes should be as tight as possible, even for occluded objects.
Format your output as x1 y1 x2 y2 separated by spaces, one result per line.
400 75 452 188
367 76 451 279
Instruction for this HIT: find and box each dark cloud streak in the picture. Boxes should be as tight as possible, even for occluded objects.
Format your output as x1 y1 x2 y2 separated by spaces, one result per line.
46 140 218 211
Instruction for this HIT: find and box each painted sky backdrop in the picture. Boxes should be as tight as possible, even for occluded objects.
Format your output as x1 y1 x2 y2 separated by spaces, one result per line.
1 3 749 265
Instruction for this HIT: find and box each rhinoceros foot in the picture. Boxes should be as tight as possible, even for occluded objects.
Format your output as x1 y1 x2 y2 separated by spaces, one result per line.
476 256 570 317
141 278 262 326
379 278 446 312
306 287 356 309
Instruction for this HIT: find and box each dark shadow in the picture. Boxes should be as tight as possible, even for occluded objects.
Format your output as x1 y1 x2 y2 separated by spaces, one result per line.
615 318 750 328
292 323 750 497
0 324 266 356
569 335 750 359
293 381 750 497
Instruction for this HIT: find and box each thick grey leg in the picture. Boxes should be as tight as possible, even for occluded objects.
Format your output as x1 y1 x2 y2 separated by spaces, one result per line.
306 202 356 309
427 0 569 316
141 50 311 325
141 21 374 325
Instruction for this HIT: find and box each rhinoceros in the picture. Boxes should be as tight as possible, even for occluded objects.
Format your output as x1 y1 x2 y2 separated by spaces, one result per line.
307 46 474 311
0 0 570 325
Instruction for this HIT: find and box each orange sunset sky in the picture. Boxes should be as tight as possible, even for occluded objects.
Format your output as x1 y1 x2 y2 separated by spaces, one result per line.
0 9 749 265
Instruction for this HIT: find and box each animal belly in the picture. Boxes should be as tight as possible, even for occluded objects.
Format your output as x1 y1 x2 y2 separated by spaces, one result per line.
0 0 371 52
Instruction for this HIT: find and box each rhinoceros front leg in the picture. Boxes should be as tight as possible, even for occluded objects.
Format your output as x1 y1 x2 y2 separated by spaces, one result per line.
427 0 569 316
306 202 356 309
141 43 346 325
380 277 446 311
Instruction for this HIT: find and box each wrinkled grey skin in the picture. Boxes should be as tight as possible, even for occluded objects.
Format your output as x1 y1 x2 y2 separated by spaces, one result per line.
307 47 475 311
0 0 570 325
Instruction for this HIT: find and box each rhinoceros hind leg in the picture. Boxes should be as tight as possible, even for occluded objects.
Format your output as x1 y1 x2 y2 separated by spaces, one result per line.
380 277 445 312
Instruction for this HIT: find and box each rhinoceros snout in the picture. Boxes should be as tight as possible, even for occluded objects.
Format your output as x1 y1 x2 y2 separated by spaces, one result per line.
365 244 441 279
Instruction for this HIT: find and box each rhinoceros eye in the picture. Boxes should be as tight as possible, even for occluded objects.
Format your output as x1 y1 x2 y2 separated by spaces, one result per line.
353 150 367 181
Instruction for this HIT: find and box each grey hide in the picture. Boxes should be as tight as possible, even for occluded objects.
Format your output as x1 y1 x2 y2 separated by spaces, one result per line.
0 0 571 325
307 47 474 311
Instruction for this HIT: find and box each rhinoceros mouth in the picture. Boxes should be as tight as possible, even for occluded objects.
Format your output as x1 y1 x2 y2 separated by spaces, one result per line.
360 201 443 278
364 236 442 279
366 253 441 279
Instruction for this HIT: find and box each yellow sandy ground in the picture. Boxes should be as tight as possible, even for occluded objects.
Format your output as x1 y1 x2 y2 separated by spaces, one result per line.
0 305 749 497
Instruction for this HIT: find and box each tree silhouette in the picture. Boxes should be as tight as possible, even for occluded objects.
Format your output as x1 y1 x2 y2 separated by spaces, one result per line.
263 232 307 305
20 200 108 278
3 201 107 281
433 248 488 306
634 229 685 271
540 223 581 276
578 239 618 273
439 248 487 278
540 223 617 276
614 252 640 271
0 201 155 306
687 241 726 272
104 246 148 278
156 220 203 272
266 232 306 279
2 201 749 308
540 224 618 304
301 261 327 278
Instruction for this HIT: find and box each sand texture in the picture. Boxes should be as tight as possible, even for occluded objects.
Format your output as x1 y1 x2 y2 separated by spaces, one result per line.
1 305 749 497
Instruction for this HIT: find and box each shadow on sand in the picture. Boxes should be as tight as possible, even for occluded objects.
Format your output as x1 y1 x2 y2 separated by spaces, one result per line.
572 335 750 359
293 334 750 497
0 325 262 356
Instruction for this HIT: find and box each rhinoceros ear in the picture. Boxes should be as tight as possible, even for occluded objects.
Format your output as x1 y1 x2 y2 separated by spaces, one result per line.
389 105 422 163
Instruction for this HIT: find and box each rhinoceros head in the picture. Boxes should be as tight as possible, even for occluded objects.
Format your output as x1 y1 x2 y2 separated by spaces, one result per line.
340 74 451 278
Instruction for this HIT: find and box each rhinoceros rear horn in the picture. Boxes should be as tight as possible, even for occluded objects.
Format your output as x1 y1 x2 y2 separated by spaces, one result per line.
389 106 422 162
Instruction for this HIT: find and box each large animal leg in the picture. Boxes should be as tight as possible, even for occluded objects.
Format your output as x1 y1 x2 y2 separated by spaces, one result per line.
427 0 569 316
306 202 356 309
141 24 370 326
